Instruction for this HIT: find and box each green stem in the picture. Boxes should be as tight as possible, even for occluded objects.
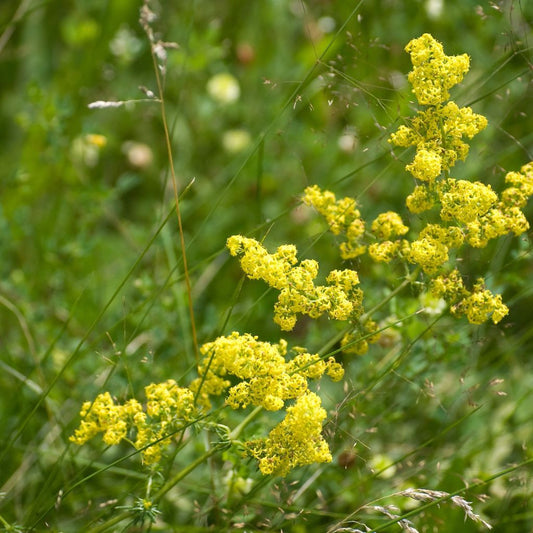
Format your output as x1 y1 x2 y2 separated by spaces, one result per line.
0 514 15 531
150 31 199 365
361 266 421 321
87 509 135 533
86 443 226 533
151 444 226 505
230 405 263 440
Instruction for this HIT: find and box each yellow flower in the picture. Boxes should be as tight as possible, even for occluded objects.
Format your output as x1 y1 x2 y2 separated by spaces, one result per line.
70 382 196 466
405 149 442 182
196 332 343 412
390 36 488 184
245 392 332 476
459 287 509 325
341 331 368 355
406 185 435 213
431 271 508 325
371 211 409 239
303 185 366 259
390 103 487 180
405 33 470 105
368 241 400 263
408 234 449 275
227 236 364 330
438 179 497 224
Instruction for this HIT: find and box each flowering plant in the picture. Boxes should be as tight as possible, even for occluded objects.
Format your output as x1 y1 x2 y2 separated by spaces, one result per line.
70 32 531 529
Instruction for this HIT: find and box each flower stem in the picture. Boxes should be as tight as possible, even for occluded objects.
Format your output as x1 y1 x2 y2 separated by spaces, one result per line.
149 25 199 364
86 443 226 533
230 405 263 440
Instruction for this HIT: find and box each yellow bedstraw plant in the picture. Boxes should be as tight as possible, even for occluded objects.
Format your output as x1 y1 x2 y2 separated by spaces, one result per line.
70 33 532 516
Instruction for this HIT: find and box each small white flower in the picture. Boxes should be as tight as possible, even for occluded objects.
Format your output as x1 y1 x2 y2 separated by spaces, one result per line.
109 26 142 63
207 73 240 104
338 132 358 153
419 292 446 316
425 0 444 19
317 16 336 34
222 129 251 153
122 141 153 169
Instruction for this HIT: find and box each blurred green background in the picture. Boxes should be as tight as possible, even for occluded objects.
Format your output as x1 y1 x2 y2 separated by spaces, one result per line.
0 0 532 531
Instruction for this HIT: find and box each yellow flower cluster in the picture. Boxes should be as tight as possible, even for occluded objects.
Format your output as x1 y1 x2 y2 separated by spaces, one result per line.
389 35 487 183
300 35 532 327
406 184 435 213
70 392 139 446
431 270 508 324
190 331 344 412
461 165 532 247
503 162 533 204
70 34 533 483
439 179 497 223
189 332 343 476
371 211 409 239
226 235 297 290
302 185 366 259
368 211 410 263
405 33 470 106
407 223 460 275
227 235 364 330
407 167 533 273
390 101 487 182
71 330 343 474
245 392 332 476
386 34 531 319
70 381 196 465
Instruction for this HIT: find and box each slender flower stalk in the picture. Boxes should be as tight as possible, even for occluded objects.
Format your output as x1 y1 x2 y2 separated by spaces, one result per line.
142 1 199 364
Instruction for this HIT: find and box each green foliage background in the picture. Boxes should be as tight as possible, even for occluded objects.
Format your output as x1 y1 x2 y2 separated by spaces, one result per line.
0 0 532 531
